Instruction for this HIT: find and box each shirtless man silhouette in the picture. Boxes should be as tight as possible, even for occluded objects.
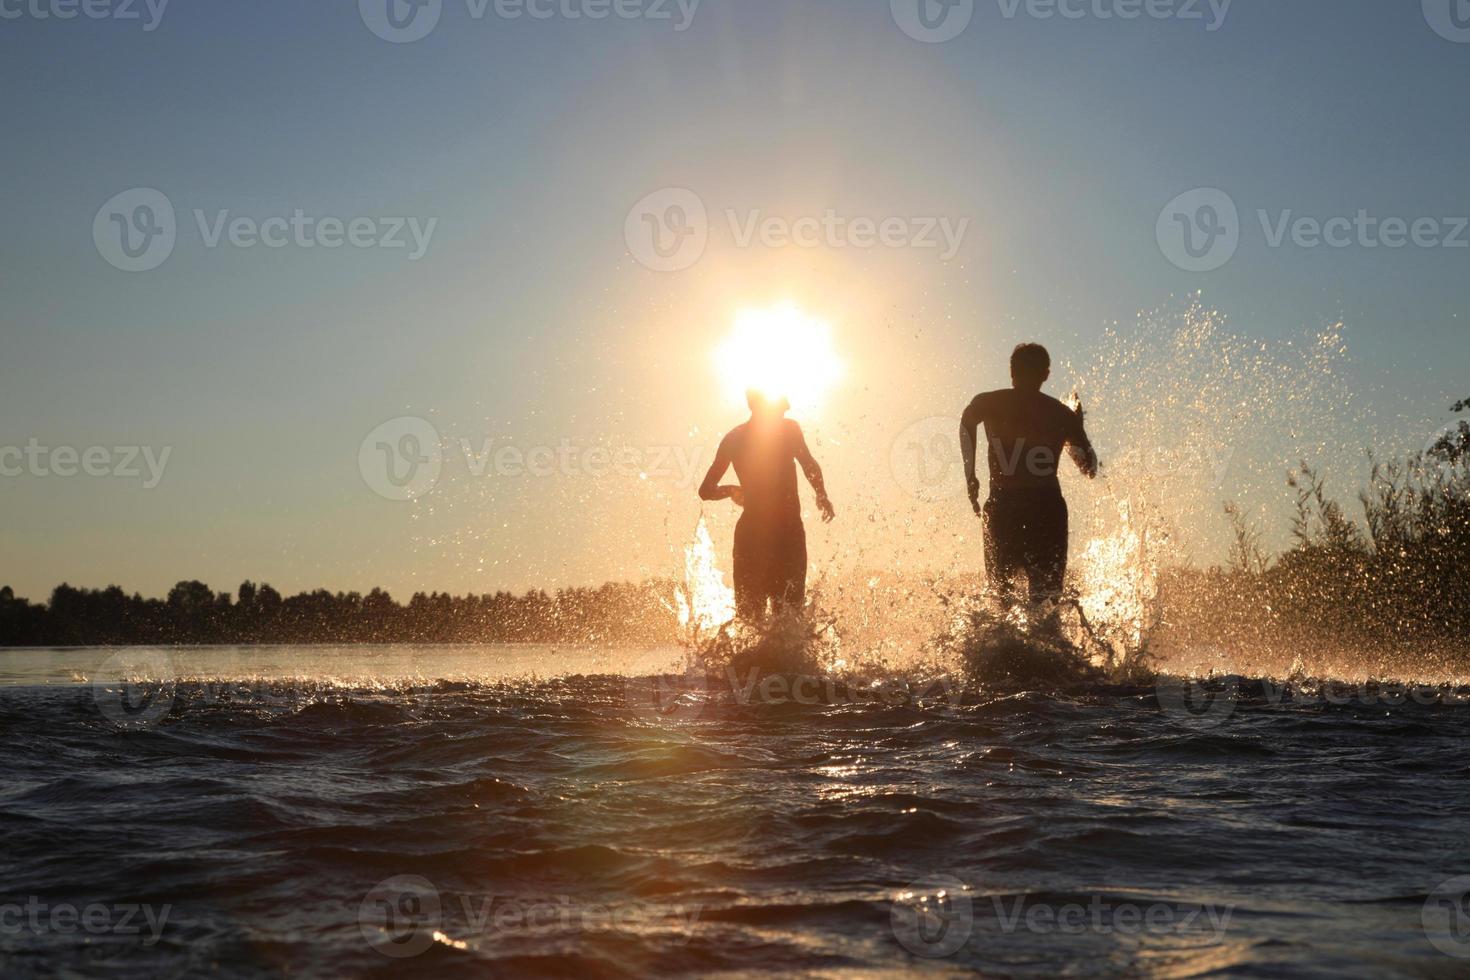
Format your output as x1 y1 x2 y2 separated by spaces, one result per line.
960 343 1098 608
699 391 835 622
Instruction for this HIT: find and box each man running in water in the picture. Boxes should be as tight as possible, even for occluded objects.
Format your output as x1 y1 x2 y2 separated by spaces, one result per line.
699 391 835 622
961 343 1098 608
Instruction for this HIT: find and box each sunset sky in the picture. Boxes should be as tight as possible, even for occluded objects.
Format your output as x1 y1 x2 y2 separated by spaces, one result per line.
2 1 1466 601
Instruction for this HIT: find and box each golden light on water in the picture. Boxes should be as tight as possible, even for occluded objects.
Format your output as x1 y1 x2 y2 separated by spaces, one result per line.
715 304 842 417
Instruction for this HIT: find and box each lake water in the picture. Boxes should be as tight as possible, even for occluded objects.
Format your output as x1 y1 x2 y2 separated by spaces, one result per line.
2 644 1469 978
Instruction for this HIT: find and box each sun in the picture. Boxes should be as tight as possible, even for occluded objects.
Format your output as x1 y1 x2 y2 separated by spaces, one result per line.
714 304 843 417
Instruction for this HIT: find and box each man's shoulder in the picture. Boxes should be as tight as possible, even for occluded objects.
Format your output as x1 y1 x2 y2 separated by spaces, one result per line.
967 389 1006 410
1039 392 1082 422
781 418 809 452
721 422 750 448
1037 392 1086 434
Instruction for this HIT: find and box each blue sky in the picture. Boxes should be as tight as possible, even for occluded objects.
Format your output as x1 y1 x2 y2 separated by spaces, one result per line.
1 0 1466 599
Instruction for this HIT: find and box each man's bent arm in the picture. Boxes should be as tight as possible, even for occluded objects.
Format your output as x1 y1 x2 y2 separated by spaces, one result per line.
1067 413 1099 479
699 443 739 501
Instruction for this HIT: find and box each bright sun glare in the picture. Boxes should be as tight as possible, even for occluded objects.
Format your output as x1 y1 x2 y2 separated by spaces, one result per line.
715 304 843 417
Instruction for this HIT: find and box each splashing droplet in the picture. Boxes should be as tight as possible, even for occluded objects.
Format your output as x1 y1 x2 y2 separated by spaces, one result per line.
675 517 735 637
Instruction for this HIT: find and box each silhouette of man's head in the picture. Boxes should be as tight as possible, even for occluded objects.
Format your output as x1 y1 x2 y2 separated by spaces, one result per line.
1010 343 1050 391
746 389 791 420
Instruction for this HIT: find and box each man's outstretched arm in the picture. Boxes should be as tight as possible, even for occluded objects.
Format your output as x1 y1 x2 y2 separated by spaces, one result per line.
1067 402 1099 479
792 426 835 523
698 440 744 506
960 397 984 515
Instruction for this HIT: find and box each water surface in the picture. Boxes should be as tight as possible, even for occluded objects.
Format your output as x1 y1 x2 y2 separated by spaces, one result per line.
2 645 1468 978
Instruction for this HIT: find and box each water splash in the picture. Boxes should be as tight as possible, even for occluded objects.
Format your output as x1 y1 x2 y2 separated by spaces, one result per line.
1064 298 1352 568
669 299 1375 688
931 595 1109 691
901 298 1364 686
1074 497 1161 665
1054 298 1357 675
671 518 852 686
674 517 735 639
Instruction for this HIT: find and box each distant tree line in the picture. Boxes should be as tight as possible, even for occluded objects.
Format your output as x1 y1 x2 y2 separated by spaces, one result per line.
6 402 1467 653
0 580 681 647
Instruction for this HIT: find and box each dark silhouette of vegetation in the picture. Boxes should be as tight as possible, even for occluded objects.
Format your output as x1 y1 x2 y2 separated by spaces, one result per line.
5 403 1467 653
1172 399 1470 649
0 580 680 647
